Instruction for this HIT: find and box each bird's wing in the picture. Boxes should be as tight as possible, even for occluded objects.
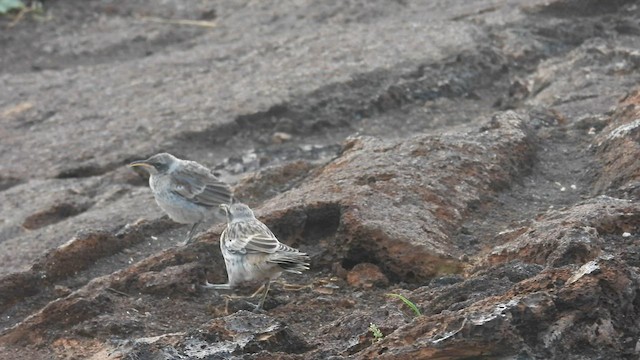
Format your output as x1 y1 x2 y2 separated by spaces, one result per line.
224 220 293 255
169 161 232 207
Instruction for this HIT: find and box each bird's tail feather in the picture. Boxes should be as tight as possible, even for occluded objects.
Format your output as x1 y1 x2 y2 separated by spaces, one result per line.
269 252 310 273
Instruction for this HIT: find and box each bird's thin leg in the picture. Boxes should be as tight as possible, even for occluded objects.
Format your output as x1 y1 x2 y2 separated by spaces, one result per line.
204 282 267 312
202 282 231 290
249 284 266 298
256 281 272 310
184 222 201 244
275 280 310 291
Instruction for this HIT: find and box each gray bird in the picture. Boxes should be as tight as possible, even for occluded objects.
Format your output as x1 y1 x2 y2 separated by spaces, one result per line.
128 153 233 243
204 203 309 310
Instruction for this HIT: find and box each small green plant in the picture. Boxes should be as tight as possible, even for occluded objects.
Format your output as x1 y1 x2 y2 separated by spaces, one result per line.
368 323 384 343
387 293 421 317
0 0 24 15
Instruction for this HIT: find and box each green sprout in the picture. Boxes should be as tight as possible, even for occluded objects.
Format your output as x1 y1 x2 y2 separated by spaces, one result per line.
368 323 384 343
387 293 421 317
0 0 24 15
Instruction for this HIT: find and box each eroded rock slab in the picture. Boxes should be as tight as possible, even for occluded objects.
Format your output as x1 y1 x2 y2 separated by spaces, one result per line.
485 196 638 267
361 255 640 359
260 111 535 282
594 89 640 197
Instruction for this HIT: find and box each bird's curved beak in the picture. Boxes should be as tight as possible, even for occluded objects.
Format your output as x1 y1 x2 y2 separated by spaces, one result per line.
128 160 152 168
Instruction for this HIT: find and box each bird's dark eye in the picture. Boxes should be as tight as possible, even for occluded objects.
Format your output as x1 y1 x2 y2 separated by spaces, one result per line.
152 162 168 171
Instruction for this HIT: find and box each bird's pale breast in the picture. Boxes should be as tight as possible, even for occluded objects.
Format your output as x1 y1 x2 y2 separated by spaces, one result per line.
150 175 207 224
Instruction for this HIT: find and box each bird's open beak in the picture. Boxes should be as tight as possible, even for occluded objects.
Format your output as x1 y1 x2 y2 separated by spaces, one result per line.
128 160 153 168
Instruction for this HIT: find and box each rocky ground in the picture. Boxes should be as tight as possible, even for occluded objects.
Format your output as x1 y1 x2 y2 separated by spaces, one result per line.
1 0 640 359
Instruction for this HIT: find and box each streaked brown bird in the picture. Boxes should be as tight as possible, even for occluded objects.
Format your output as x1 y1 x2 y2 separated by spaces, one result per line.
128 152 232 243
204 202 309 310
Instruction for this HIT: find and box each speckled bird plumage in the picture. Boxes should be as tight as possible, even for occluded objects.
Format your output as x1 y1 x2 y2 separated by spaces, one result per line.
220 203 309 285
204 203 309 309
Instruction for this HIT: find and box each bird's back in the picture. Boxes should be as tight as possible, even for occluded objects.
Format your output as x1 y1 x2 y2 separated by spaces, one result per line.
170 161 232 208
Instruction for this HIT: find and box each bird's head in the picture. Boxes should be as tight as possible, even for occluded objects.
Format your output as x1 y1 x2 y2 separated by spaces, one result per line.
220 203 255 222
128 153 177 175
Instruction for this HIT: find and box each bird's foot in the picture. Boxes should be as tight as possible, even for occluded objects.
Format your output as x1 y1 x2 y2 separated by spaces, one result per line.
202 282 231 290
242 300 266 314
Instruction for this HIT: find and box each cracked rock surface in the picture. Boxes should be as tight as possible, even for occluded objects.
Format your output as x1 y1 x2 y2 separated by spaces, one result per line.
1 0 640 359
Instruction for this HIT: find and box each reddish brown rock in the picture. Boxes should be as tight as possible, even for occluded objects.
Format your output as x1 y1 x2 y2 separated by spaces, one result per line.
260 111 535 282
234 160 319 207
346 263 389 289
361 256 640 359
135 263 203 296
594 89 640 197
485 197 638 267
0 218 178 313
22 201 94 230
